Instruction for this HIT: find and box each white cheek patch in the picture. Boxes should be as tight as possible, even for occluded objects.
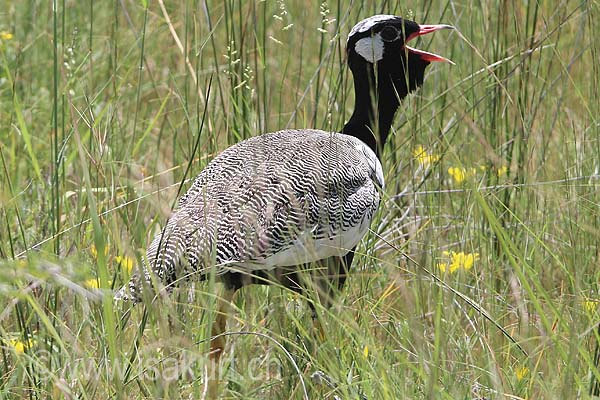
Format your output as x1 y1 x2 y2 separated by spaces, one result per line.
354 33 384 63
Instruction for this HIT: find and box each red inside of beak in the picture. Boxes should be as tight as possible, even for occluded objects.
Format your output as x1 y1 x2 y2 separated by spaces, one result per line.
405 24 454 64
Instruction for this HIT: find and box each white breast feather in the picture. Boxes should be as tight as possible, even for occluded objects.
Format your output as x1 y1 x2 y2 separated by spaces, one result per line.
242 216 372 270
357 142 385 188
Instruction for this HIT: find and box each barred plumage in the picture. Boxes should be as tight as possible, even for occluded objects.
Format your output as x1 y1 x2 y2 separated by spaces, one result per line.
116 130 383 301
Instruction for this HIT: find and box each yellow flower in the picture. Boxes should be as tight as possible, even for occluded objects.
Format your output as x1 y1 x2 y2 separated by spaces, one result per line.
90 244 109 259
437 251 480 273
84 278 100 289
447 167 478 184
448 167 467 183
0 31 13 41
115 255 135 274
497 165 508 177
583 300 598 313
5 338 35 354
85 276 113 289
413 145 440 168
363 345 369 359
515 366 529 381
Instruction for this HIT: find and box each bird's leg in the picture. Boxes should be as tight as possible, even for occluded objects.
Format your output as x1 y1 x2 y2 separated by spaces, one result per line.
207 287 237 397
315 247 356 309
309 248 356 341
336 247 356 292
210 289 234 358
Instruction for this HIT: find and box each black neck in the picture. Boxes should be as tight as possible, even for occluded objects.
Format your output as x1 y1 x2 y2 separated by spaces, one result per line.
342 63 401 156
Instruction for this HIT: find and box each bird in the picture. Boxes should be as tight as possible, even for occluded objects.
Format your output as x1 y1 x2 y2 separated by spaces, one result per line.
116 14 453 355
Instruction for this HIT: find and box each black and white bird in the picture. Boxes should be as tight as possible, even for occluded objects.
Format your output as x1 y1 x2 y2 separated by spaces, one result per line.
116 15 452 319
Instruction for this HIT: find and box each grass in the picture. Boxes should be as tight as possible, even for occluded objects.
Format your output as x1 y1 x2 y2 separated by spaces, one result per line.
0 0 598 398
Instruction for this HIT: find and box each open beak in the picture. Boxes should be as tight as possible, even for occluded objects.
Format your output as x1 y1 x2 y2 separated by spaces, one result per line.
405 24 455 65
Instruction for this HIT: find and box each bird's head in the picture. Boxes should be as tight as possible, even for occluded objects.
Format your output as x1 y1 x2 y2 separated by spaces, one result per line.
346 15 454 97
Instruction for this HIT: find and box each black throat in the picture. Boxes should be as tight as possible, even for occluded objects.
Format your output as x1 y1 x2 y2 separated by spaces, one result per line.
341 62 403 156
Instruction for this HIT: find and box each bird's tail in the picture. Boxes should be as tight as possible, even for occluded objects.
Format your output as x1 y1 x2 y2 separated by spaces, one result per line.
114 221 189 303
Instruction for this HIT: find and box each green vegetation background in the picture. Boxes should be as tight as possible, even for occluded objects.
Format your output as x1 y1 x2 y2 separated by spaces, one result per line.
0 0 598 398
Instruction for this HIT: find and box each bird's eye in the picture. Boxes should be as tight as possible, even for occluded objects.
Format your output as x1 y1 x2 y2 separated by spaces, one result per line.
380 26 400 42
